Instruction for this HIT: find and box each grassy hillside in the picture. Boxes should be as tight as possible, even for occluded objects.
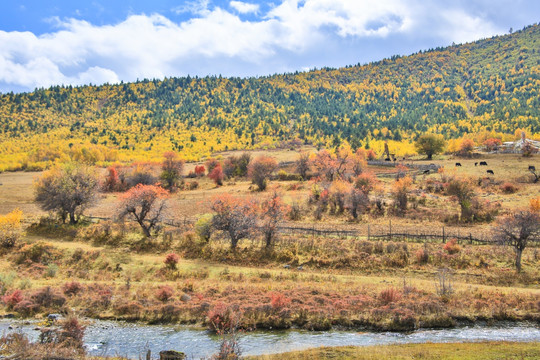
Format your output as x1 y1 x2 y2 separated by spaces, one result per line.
1 24 539 170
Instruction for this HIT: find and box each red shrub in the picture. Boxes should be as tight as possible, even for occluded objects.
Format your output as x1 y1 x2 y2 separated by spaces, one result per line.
87 283 113 308
114 301 144 317
195 165 206 177
379 288 402 304
209 165 224 186
205 158 220 174
2 289 24 309
31 287 66 309
156 285 174 302
164 253 180 270
13 299 39 316
58 317 85 349
207 303 241 332
443 238 461 254
269 292 291 310
62 281 84 297
103 167 120 192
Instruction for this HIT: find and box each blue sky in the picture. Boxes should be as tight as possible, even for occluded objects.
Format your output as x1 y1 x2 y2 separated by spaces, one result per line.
0 0 539 93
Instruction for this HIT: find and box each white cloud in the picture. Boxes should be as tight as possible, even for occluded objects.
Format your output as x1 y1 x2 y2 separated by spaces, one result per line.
0 0 510 92
172 0 210 16
439 9 500 44
230 1 259 14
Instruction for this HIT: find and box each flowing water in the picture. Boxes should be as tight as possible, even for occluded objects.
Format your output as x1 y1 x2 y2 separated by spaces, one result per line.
1 319 539 359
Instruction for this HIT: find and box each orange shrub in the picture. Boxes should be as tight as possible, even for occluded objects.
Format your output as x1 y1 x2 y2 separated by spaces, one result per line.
529 197 540 212
415 248 429 264
500 182 518 194
354 172 378 195
483 138 502 152
443 238 461 254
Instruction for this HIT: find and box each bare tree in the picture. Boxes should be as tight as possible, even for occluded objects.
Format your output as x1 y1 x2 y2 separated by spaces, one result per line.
248 156 278 191
312 146 355 181
211 195 258 249
35 163 98 224
117 184 169 237
446 177 476 222
160 151 184 191
346 189 369 220
529 167 539 183
494 211 540 272
259 192 287 248
295 152 311 180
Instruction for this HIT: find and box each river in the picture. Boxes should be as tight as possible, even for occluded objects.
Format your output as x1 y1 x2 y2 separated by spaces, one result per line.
1 319 539 358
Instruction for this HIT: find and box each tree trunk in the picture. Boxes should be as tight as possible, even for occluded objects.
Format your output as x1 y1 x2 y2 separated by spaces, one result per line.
142 226 151 238
515 248 523 273
69 211 77 224
265 232 273 248
427 153 433 160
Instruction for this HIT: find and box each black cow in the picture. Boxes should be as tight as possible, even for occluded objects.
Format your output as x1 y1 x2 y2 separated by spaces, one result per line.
487 170 494 175
529 165 536 172
423 170 430 174
455 163 462 167
479 161 488 166
474 162 478 166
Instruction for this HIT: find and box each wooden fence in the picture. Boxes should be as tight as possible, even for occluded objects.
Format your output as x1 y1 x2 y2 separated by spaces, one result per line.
88 216 501 246
275 223 493 245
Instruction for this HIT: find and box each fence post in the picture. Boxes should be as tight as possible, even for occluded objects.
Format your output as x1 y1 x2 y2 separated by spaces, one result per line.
469 233 473 244
368 225 370 241
389 220 392 240
442 226 445 243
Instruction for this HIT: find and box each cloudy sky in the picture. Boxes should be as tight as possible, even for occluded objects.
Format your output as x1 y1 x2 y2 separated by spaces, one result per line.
0 0 538 93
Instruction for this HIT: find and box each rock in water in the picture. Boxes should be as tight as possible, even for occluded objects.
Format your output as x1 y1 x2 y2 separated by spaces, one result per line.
159 350 186 360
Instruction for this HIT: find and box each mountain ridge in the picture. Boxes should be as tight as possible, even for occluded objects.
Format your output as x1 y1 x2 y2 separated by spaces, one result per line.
0 23 539 170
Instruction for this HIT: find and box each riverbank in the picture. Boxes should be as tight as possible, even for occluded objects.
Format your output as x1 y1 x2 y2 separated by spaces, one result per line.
1 233 539 334
248 341 540 360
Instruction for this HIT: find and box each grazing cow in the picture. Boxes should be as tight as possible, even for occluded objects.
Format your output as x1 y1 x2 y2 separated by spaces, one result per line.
385 158 391 161
423 170 430 174
474 162 478 166
479 161 488 166
487 170 494 175
455 162 462 167
529 165 536 172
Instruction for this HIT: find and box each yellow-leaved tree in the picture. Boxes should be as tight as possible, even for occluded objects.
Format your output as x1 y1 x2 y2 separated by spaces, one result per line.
0 209 23 248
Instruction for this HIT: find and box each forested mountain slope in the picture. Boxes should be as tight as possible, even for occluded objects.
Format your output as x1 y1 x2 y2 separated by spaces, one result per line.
0 24 539 170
